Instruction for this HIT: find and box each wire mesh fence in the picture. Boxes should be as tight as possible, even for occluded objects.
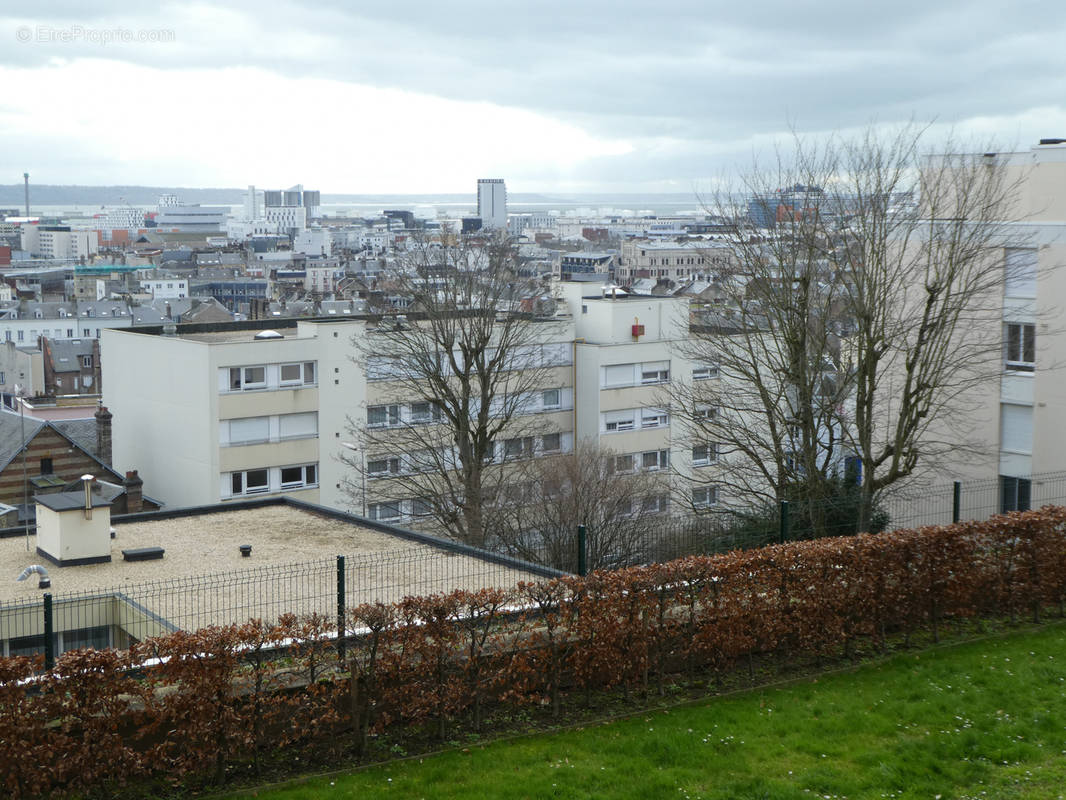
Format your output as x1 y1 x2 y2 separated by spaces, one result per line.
0 544 551 661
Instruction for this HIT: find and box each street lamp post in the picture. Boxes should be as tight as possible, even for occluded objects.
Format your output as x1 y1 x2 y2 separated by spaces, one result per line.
14 384 29 552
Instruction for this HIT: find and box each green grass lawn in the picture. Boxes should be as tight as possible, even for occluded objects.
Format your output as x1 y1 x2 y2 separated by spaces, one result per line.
233 624 1066 800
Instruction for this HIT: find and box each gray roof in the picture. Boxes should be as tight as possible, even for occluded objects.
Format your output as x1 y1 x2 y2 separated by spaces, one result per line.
47 338 94 373
0 410 115 476
36 491 112 512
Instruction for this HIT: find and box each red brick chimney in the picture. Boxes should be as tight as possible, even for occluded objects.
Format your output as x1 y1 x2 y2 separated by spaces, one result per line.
95 404 112 465
123 470 143 513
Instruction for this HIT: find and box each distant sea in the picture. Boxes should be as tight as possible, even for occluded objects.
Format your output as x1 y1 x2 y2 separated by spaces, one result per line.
0 186 710 220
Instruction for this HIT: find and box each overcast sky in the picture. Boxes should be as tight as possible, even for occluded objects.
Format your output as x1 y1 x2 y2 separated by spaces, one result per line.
2 2 1065 194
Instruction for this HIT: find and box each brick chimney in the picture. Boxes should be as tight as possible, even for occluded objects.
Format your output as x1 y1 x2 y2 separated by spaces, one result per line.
123 470 143 513
95 404 112 465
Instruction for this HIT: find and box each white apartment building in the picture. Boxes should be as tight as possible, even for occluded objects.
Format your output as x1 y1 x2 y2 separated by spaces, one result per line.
920 141 1066 511
103 207 145 231
560 284 722 513
617 239 734 285
140 278 189 299
477 179 507 229
20 226 98 261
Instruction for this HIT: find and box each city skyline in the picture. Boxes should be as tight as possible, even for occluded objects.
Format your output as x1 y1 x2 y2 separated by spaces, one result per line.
2 3 1065 193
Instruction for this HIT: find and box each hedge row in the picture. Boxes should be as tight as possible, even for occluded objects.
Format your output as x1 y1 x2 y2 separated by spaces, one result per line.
3 507 1066 797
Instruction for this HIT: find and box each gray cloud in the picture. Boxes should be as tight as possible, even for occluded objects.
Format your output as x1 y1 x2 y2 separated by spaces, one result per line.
2 1 1064 190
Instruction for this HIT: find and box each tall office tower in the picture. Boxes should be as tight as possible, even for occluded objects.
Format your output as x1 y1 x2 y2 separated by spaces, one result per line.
243 185 260 221
477 178 507 229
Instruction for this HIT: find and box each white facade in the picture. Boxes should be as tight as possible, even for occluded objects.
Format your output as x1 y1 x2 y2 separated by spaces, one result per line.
103 207 144 231
477 179 507 229
293 229 332 257
20 227 98 261
265 205 306 234
617 240 734 285
140 278 189 299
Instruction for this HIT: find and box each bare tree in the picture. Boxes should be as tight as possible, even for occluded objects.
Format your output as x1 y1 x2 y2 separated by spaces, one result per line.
674 126 1029 535
487 441 673 571
344 231 567 547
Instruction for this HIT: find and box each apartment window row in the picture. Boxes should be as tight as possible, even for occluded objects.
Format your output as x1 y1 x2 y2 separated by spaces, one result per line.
692 362 719 380
368 496 434 522
367 343 572 382
219 361 317 393
224 462 318 498
601 360 670 389
491 431 571 463
1000 475 1031 514
601 407 669 433
367 401 442 428
619 494 670 516
220 412 318 446
1005 322 1035 372
605 449 671 475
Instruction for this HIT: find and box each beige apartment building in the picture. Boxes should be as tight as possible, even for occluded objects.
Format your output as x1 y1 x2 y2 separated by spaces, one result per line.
102 287 729 524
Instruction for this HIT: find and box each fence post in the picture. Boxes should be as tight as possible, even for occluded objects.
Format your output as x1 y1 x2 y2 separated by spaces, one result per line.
43 592 54 670
779 500 790 544
952 481 961 524
577 525 587 577
336 555 346 662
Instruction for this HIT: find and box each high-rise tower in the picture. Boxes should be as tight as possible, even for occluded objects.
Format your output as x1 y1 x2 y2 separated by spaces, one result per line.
477 178 507 229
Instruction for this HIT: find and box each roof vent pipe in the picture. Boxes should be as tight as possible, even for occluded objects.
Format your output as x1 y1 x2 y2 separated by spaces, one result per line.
81 474 94 520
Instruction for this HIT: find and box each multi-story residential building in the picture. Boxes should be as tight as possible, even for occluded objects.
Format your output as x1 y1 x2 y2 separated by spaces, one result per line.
617 239 734 285
913 141 1066 511
560 284 720 513
102 288 735 522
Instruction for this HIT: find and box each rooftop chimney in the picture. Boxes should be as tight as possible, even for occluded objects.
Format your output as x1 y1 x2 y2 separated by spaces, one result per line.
95 404 112 466
123 470 143 513
82 474 94 520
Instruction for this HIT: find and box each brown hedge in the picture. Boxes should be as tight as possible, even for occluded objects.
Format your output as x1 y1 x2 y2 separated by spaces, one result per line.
3 507 1066 797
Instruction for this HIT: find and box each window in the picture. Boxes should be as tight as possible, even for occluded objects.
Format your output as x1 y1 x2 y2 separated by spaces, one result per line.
693 363 719 380
504 436 534 459
367 457 401 476
641 495 670 514
227 416 270 445
367 404 400 427
692 486 718 508
603 363 635 388
369 501 402 521
82 328 89 337
409 496 433 517
1005 248 1037 298
66 329 73 338
81 356 92 368
603 409 635 432
280 361 316 386
1000 475 1031 513
409 401 441 423
641 408 668 429
608 454 635 474
230 365 266 390
640 361 670 385
231 468 269 496
542 388 561 410
642 449 669 470
280 463 317 489
279 412 317 439
1001 403 1033 454
542 432 561 452
1005 323 1035 371
40 457 53 475
692 443 718 466
17 330 23 342
694 405 718 422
